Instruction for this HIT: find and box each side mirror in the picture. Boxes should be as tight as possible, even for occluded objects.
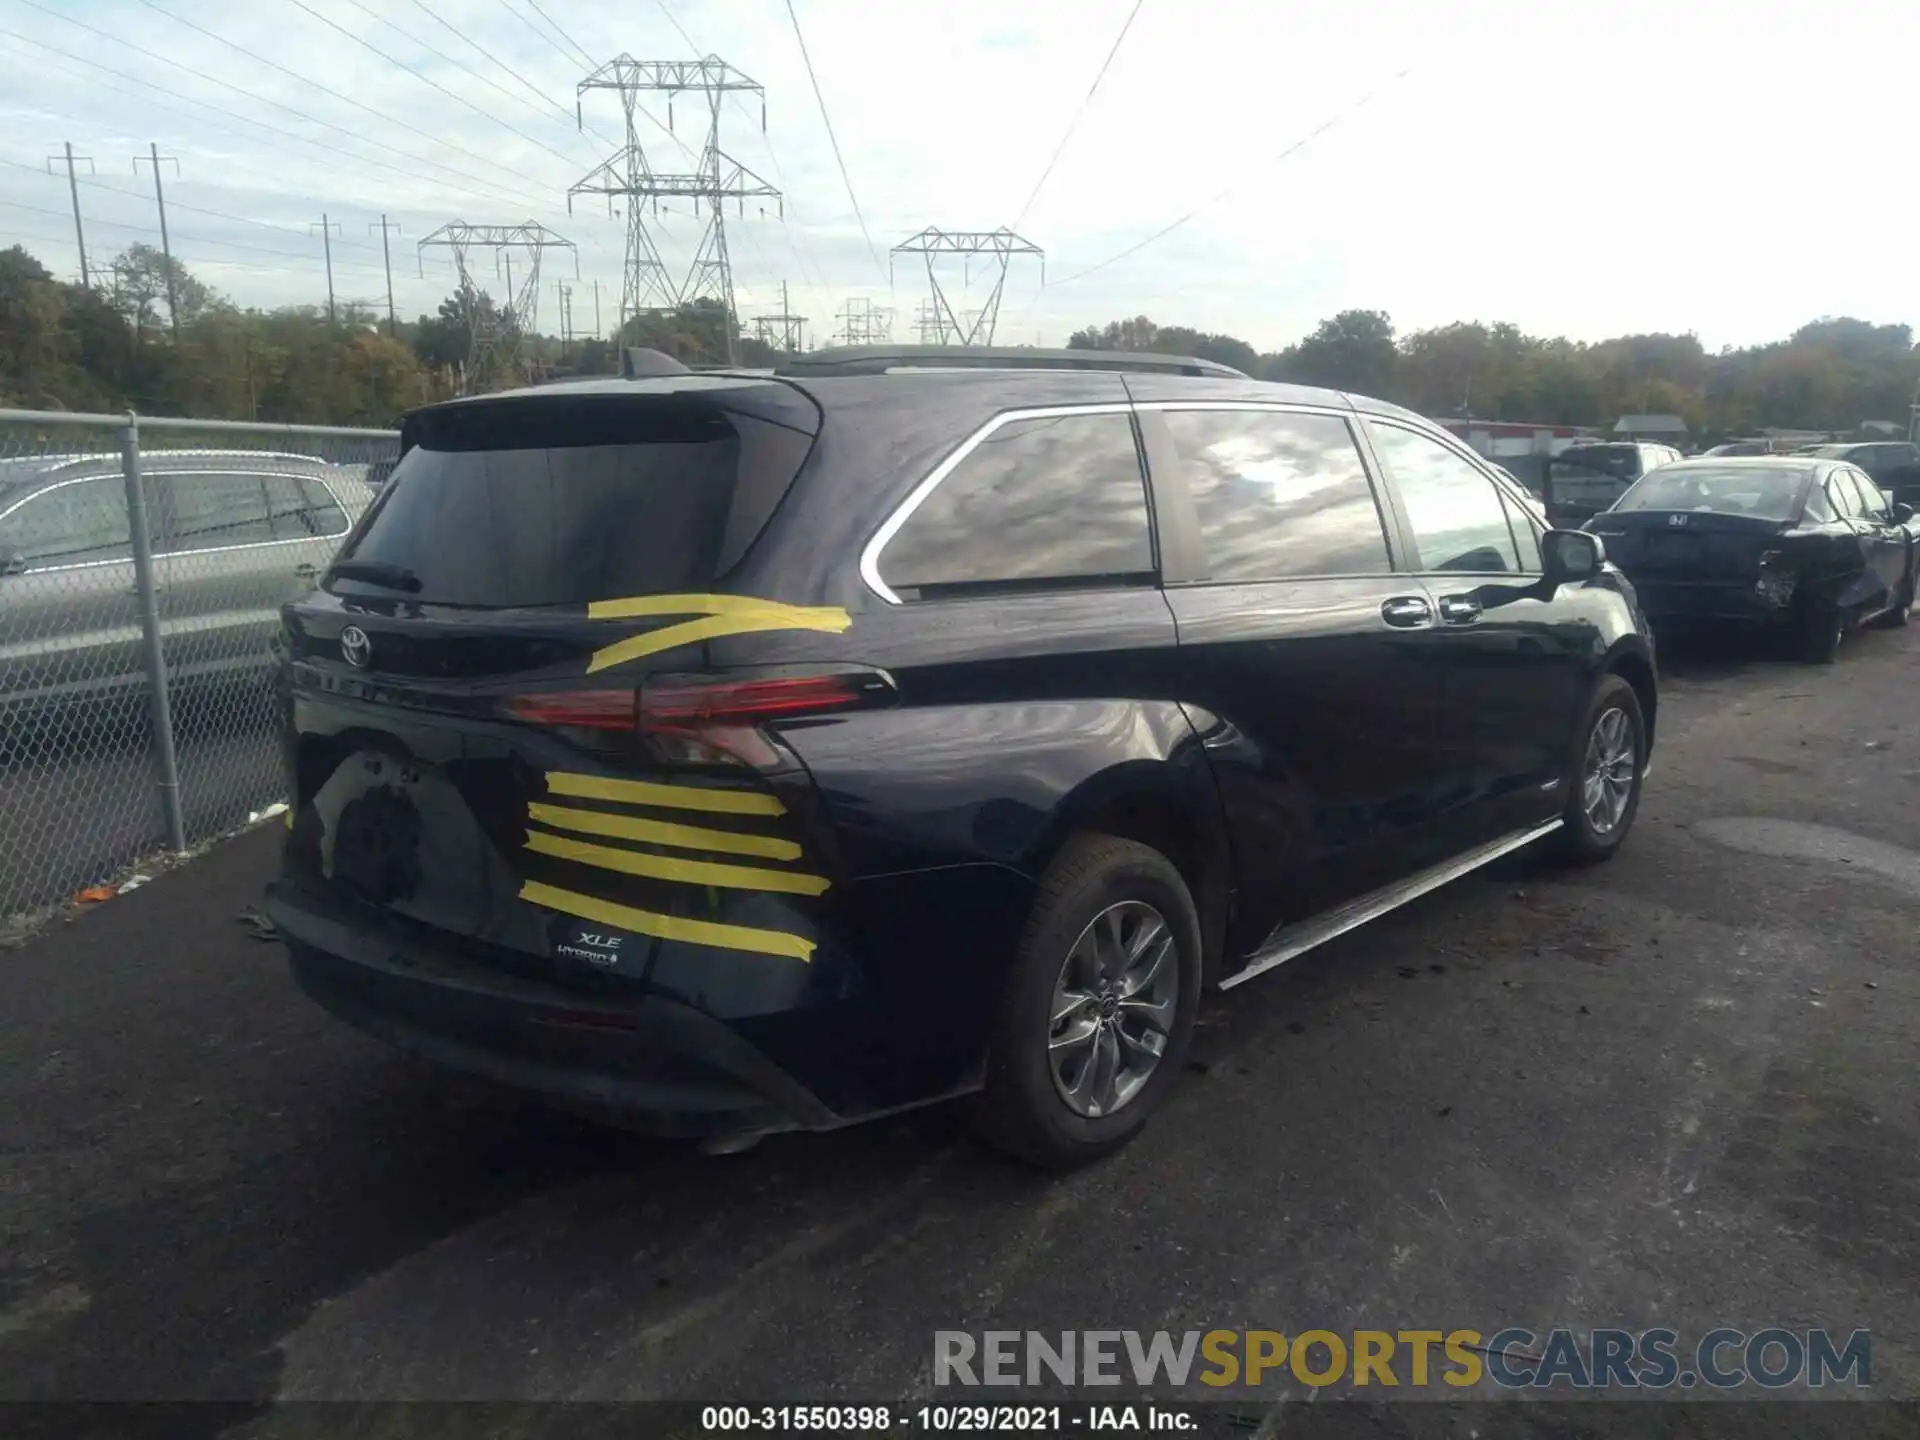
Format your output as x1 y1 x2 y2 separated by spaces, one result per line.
1894 502 1915 524
1542 528 1605 586
0 544 25 577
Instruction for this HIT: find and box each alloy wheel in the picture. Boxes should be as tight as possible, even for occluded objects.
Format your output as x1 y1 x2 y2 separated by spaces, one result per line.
1047 900 1180 1118
1582 705 1638 835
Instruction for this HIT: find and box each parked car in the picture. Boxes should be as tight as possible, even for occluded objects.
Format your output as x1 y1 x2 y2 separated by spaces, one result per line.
0 451 376 719
1583 457 1918 662
1544 441 1685 527
1798 439 1920 484
265 345 1659 1169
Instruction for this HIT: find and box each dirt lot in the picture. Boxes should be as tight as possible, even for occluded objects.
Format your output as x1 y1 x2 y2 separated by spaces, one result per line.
2 624 1916 1436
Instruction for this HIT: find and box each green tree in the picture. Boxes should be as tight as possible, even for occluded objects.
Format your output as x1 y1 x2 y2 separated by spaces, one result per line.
107 243 214 341
1264 309 1399 395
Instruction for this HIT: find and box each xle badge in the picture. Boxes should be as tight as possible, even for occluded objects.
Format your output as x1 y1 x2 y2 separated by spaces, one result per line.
554 921 629 969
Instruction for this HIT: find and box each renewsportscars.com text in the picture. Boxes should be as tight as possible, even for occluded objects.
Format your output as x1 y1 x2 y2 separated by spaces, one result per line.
933 1328 1872 1391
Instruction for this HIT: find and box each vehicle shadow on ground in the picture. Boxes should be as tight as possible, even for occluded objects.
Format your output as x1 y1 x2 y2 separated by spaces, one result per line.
1647 626 1790 680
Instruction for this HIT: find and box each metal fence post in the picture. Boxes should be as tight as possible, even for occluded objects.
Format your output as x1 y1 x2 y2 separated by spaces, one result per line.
120 412 187 854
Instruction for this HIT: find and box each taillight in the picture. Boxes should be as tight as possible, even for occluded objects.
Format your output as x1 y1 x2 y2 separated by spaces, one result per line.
503 690 641 730
503 672 883 734
642 674 864 722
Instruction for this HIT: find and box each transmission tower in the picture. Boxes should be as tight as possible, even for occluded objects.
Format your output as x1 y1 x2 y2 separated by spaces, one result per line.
891 228 1044 347
570 57 780 363
833 296 893 347
416 222 577 392
751 281 808 353
912 300 948 346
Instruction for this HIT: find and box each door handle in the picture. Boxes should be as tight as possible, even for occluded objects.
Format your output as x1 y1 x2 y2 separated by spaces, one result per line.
1380 594 1434 628
1437 593 1482 624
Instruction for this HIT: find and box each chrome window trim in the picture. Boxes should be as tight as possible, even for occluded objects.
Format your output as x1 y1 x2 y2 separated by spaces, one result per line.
1130 399 1356 419
858 402 1137 606
0 468 351 577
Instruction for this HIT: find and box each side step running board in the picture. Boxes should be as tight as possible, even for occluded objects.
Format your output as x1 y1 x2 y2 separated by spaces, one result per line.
1220 817 1564 991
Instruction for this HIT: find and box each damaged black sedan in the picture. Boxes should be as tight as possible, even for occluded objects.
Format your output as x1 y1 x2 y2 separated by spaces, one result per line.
1584 457 1918 662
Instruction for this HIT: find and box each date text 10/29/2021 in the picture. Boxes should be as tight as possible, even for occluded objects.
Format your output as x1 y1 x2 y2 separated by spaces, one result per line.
702 1407 1192 1431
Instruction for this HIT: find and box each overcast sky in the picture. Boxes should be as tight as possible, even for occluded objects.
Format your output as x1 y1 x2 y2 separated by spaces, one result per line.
1 0 1912 353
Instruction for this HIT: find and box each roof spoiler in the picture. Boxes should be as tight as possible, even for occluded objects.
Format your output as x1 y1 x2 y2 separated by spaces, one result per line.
621 347 693 378
774 345 1249 380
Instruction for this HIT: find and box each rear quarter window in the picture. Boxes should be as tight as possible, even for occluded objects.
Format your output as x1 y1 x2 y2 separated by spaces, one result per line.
875 410 1154 600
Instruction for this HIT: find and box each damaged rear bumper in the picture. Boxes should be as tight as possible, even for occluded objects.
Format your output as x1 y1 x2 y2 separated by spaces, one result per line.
266 883 840 1139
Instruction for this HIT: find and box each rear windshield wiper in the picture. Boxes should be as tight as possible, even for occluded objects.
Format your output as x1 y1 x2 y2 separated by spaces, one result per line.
325 559 422 592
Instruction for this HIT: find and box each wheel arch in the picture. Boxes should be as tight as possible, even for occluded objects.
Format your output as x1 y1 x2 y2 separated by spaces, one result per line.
1603 642 1658 754
1027 757 1235 988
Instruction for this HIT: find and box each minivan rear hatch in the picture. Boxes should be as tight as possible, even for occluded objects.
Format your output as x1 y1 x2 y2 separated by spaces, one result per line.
276 380 877 987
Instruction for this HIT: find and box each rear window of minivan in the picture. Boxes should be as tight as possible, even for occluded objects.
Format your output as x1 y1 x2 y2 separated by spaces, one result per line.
333 387 819 609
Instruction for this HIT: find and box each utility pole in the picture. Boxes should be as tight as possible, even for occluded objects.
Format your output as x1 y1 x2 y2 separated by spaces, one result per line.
370 216 402 337
311 215 342 325
47 142 94 289
133 144 181 337
570 57 781 364
556 280 574 353
890 228 1045 346
592 278 602 339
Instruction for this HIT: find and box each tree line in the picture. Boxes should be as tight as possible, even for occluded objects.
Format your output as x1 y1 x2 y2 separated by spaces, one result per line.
2 239 1914 441
1068 312 1919 443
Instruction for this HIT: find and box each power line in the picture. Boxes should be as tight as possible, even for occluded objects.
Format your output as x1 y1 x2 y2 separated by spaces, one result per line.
124 0 569 197
283 0 590 172
10 7 540 213
494 0 591 71
525 0 598 68
1012 0 1148 231
0 158 379 261
0 198 402 277
355 0 585 136
654 0 700 52
782 0 882 280
1050 69 1413 288
402 0 614 144
1 217 417 283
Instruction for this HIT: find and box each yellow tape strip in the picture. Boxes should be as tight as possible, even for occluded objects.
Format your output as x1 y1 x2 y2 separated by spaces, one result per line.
520 879 815 962
545 771 786 816
585 608 852 675
587 593 849 626
527 801 802 861
526 828 830 896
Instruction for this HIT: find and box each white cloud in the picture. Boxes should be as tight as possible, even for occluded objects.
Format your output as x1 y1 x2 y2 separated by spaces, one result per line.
1 0 1913 352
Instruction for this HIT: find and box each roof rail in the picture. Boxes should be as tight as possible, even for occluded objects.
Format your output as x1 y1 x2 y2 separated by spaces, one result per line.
621 346 693 378
773 345 1249 380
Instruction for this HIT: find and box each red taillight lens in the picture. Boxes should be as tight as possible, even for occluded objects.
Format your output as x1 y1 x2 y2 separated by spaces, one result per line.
503 690 641 730
504 674 869 733
640 674 861 723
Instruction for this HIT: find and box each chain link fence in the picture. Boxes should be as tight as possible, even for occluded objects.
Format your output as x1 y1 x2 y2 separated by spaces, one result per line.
1 408 399 925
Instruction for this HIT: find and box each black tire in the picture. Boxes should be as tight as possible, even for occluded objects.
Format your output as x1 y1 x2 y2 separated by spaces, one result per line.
970 833 1203 1171
1795 600 1844 664
1547 674 1646 866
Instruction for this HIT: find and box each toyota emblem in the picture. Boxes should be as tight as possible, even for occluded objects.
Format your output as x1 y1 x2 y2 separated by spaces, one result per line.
339 625 372 669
